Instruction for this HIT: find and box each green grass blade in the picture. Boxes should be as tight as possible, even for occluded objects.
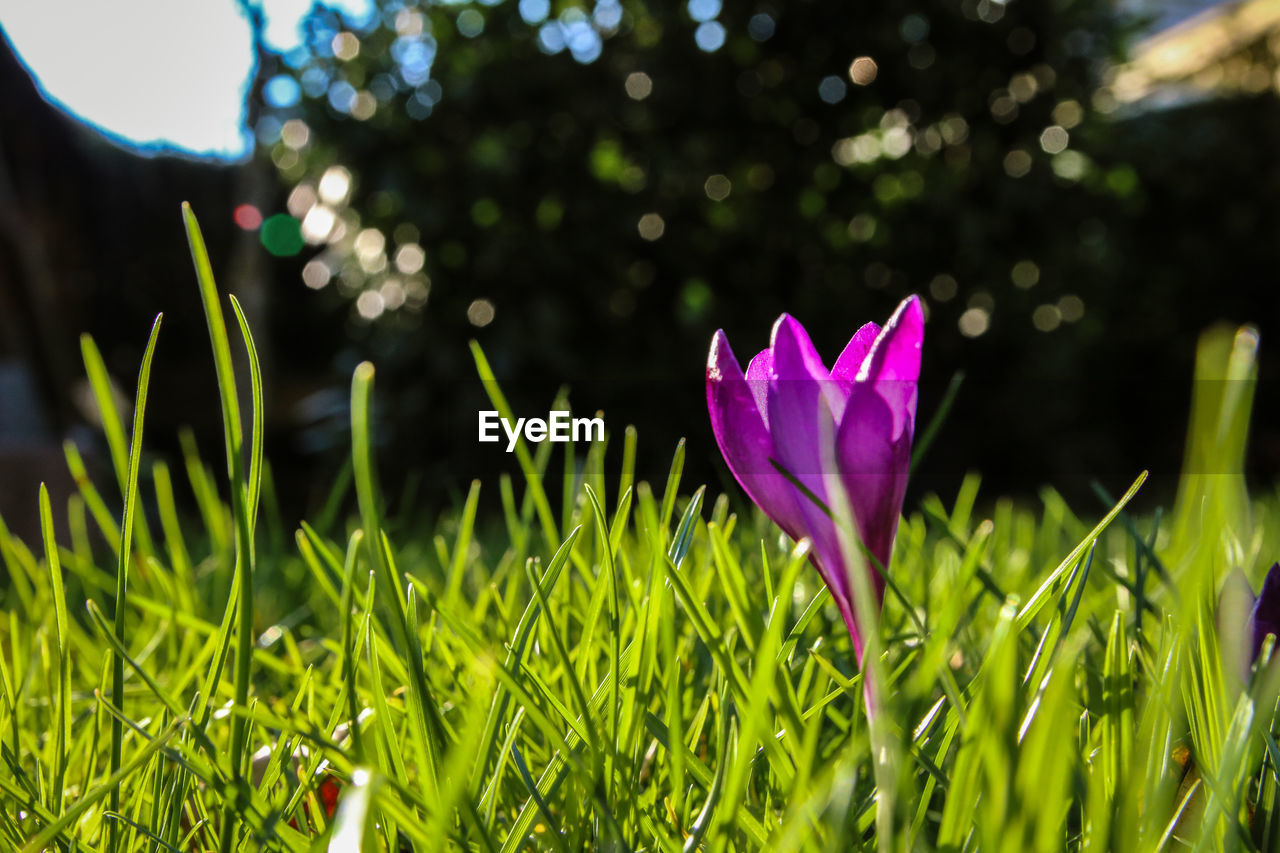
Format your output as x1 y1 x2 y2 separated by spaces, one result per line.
108 312 162 853
469 340 559 545
38 484 70 815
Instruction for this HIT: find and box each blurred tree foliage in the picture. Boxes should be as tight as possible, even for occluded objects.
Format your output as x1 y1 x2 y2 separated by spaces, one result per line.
248 0 1279 502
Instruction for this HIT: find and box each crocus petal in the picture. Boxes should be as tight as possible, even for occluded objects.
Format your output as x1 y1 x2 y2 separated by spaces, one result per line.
706 331 806 541
831 322 882 392
768 313 846 422
745 348 773 425
766 314 841 486
836 384 908 578
767 315 854 608
1253 562 1280 661
858 295 924 440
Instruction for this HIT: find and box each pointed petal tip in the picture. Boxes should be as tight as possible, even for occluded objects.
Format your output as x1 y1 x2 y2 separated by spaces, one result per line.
905 292 924 320
857 294 925 383
769 312 807 350
707 329 738 380
890 293 925 330
708 328 725 362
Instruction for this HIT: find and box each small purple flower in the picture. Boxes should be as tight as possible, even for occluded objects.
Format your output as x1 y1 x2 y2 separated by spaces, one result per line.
706 296 923 658
1251 563 1280 663
1219 563 1280 691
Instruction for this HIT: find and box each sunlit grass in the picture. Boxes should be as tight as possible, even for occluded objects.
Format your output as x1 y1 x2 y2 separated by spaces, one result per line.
1 210 1279 850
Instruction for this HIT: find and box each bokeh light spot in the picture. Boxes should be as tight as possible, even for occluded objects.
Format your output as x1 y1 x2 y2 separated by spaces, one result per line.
301 205 337 244
407 92 435 120
695 21 726 52
1032 304 1062 332
356 289 385 320
272 147 299 172
286 186 313 220
1011 260 1040 288
1059 295 1085 322
929 274 958 301
395 9 425 35
1009 73 1038 102
678 278 713 322
538 22 566 53
328 80 358 113
264 75 301 108
976 0 1005 23
350 91 377 120
1003 149 1032 177
563 18 603 63
280 119 310 150
883 127 912 159
958 307 990 338
940 115 969 144
394 243 425 274
457 9 485 38
302 259 331 290
704 174 731 201
393 223 421 245
260 214 305 256
318 166 353 205
594 0 623 30
234 204 263 231
818 76 847 104
256 116 282 146
638 213 665 240
1052 100 1084 129
468 299 496 327
536 197 565 229
847 213 877 242
472 199 501 227
849 56 878 85
354 228 386 258
989 92 1018 122
687 0 721 23
405 278 431 309
519 0 551 24
1039 125 1069 154
301 66 331 98
1052 150 1089 180
747 13 775 41
625 72 653 100
379 280 404 310
331 32 360 61
394 36 437 85
900 14 929 43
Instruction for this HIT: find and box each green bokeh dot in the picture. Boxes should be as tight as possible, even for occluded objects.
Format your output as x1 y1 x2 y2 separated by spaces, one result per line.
260 214 304 257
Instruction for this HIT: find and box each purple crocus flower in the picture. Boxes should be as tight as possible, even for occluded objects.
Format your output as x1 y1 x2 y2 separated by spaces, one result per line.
706 295 923 658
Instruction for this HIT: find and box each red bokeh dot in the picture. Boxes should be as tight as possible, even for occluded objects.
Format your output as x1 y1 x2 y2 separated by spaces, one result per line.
234 204 263 230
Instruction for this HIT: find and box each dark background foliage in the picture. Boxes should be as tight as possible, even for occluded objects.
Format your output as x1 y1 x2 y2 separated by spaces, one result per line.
2 0 1277 529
